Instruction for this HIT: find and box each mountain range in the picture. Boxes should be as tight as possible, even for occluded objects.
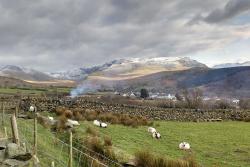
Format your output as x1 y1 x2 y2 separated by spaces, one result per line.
0 65 53 81
213 61 250 68
50 57 207 81
1 57 250 98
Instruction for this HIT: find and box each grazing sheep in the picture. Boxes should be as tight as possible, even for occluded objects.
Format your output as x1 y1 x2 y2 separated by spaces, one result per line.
48 116 54 121
67 119 80 126
179 142 190 150
29 106 35 112
93 120 100 126
152 132 161 139
100 122 107 128
93 120 108 128
148 127 156 133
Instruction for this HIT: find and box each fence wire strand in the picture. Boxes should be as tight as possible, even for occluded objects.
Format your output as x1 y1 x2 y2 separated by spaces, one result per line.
0 103 121 167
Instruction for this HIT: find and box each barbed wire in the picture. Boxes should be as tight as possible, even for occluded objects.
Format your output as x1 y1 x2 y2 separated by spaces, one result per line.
18 117 121 166
0 111 119 167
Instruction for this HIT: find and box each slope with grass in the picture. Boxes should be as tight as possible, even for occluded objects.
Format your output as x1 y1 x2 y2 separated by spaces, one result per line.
76 121 250 167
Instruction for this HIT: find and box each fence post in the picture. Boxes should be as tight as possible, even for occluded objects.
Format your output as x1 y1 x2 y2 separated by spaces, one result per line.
15 104 19 117
68 131 73 167
10 114 20 145
2 102 5 127
51 161 55 167
32 106 39 166
4 127 7 139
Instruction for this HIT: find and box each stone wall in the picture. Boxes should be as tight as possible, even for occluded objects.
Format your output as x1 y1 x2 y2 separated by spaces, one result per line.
18 97 250 122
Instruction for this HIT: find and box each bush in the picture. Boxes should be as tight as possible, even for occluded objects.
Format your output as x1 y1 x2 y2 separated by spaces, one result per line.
243 117 250 122
84 136 117 161
55 106 66 116
85 136 105 155
55 115 68 132
140 88 149 99
135 150 154 167
85 111 99 121
64 110 73 119
86 126 99 136
68 107 152 128
104 136 112 146
134 150 199 167
73 110 84 121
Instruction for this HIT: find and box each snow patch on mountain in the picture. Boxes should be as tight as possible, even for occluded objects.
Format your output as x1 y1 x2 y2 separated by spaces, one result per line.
213 61 250 68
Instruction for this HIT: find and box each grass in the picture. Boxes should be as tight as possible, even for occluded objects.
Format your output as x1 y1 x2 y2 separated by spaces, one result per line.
0 87 71 95
77 121 250 167
2 110 249 167
1 116 75 167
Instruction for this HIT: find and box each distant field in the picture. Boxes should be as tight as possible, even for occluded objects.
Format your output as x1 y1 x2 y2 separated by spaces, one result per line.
0 87 71 95
77 121 250 167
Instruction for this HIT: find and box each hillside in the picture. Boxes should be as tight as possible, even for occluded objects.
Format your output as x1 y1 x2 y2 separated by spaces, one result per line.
50 57 207 81
0 65 76 87
0 65 54 81
213 61 250 68
89 66 250 98
0 76 34 88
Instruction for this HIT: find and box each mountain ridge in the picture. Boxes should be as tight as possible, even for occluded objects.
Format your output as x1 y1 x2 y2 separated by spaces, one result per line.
213 61 250 68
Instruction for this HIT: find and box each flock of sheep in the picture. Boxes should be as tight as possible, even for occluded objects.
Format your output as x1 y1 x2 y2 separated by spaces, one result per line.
29 106 191 150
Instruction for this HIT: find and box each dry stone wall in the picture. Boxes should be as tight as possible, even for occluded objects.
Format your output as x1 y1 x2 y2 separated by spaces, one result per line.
18 97 250 121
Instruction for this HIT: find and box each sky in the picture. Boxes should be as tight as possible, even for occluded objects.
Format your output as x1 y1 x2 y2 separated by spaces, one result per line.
0 0 250 72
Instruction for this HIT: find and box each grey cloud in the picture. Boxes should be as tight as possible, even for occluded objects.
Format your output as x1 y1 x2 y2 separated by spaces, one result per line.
190 0 250 24
0 0 248 72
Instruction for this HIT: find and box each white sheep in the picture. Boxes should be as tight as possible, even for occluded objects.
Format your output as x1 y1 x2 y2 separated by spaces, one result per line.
148 127 156 133
179 142 190 150
29 106 35 112
93 120 108 128
100 122 107 128
93 120 100 126
152 132 161 139
67 119 80 126
48 116 54 121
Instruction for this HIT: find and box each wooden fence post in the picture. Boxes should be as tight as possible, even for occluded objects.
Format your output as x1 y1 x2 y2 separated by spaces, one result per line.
34 106 37 156
2 102 5 127
51 161 55 167
68 131 73 167
15 104 19 117
32 106 39 166
4 127 8 139
10 114 20 146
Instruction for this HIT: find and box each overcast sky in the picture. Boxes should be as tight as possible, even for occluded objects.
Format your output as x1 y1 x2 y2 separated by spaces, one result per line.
0 0 250 72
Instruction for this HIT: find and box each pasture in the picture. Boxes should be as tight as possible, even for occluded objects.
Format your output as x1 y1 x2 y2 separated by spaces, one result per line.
76 121 250 167
0 87 71 95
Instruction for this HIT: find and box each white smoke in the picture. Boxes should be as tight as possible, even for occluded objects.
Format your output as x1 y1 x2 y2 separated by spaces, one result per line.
70 80 101 97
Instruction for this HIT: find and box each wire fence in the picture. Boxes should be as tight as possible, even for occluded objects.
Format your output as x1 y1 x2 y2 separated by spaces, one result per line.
0 101 122 167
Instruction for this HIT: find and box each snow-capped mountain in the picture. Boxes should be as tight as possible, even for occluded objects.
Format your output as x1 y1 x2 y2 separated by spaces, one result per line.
213 61 250 68
49 57 207 80
49 68 88 81
0 65 54 81
88 57 208 80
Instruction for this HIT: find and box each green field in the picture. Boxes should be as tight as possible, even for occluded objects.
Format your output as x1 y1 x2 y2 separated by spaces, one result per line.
1 113 249 167
76 121 250 167
0 87 71 95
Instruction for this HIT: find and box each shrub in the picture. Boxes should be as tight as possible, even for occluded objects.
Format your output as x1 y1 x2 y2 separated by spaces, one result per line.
73 110 84 121
85 111 98 121
134 150 200 167
55 106 66 116
104 136 112 146
84 136 105 155
140 88 149 99
64 110 73 119
243 117 250 122
55 115 68 132
86 126 99 136
135 150 154 167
